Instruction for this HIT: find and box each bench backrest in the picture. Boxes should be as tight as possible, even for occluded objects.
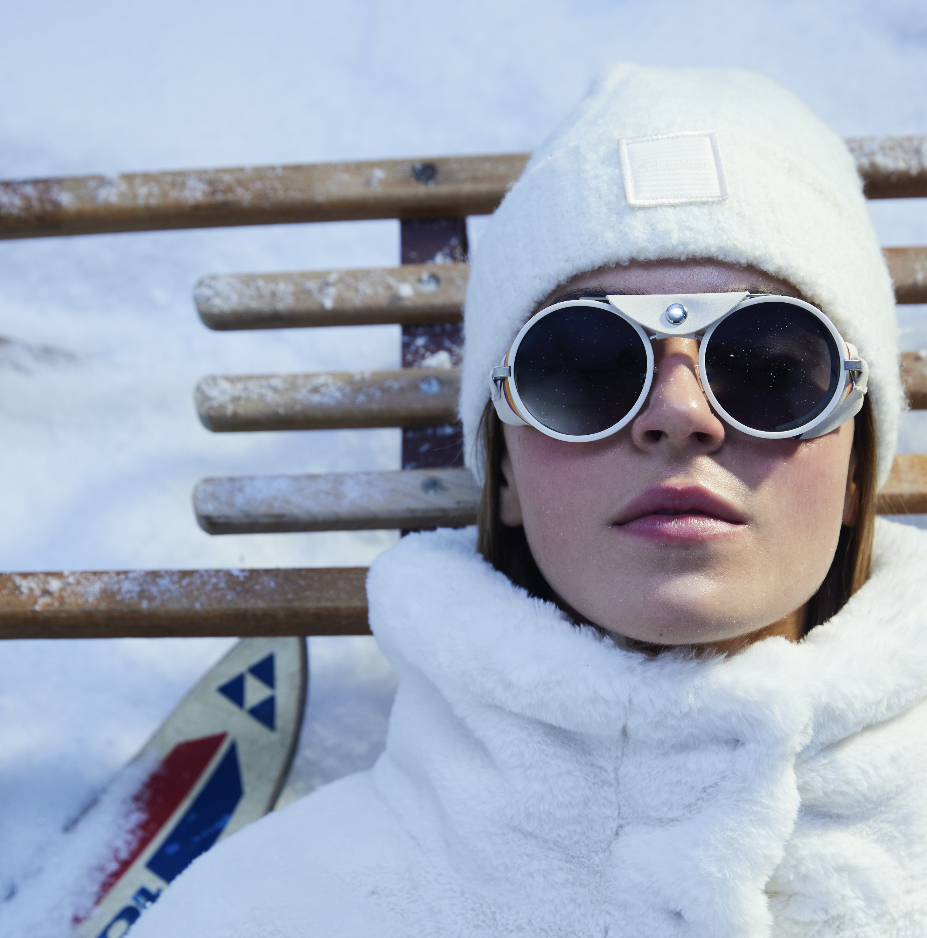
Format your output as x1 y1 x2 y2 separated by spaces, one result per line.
1 137 924 638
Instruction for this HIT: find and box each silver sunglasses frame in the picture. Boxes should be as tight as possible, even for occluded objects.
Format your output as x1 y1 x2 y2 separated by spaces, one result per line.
490 293 868 443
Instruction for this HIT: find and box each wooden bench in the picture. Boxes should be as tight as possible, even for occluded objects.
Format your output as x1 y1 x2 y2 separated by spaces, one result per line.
1 136 925 638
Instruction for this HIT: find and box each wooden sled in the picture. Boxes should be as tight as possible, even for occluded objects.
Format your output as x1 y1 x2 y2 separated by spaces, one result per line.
0 137 925 639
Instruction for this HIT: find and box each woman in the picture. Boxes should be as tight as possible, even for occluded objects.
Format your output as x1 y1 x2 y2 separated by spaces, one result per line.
133 64 927 938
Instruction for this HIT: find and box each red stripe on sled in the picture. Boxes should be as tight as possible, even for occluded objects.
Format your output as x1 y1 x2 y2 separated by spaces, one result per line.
94 733 227 903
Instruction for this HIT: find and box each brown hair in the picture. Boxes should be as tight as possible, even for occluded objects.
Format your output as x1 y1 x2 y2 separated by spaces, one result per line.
475 395 877 637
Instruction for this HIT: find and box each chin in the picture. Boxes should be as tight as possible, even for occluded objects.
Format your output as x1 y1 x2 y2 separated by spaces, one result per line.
593 603 773 648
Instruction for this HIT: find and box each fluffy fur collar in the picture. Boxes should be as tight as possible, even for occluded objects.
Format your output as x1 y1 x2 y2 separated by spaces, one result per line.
132 519 927 938
366 519 927 937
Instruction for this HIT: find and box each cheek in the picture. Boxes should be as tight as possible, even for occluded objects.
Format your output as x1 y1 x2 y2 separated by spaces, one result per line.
504 430 609 562
742 429 854 579
763 437 850 523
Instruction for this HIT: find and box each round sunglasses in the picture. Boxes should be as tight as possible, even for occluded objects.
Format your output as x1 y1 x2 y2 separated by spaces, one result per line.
490 293 868 442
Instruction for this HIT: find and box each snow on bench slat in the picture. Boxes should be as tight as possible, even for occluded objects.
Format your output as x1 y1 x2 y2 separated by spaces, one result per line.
194 468 480 534
195 263 468 330
846 136 927 199
195 250 927 332
0 138 924 240
0 568 369 639
195 368 460 432
886 248 927 305
0 154 530 239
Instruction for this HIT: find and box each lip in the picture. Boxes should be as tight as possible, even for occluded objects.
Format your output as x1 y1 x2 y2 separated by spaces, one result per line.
612 484 747 541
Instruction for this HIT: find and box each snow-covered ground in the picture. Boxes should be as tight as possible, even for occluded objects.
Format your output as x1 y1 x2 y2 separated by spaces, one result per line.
0 0 926 931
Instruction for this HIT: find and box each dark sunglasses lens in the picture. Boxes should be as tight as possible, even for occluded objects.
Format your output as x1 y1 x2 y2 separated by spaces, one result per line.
704 302 840 433
513 306 649 436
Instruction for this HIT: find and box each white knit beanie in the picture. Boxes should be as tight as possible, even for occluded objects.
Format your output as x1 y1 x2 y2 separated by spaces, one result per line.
462 63 901 486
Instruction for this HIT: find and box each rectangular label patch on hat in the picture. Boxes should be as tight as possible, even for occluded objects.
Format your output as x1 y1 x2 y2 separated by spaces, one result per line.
619 131 727 207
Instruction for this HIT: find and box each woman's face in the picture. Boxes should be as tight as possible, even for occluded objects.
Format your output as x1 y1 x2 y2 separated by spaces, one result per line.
500 261 859 651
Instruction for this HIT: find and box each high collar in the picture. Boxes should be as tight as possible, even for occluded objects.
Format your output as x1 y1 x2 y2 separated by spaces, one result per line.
366 520 927 937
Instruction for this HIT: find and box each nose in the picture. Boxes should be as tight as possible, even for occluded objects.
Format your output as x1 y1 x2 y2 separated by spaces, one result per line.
630 337 726 452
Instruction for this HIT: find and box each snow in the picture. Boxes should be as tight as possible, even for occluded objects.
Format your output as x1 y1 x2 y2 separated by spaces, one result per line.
0 0 926 932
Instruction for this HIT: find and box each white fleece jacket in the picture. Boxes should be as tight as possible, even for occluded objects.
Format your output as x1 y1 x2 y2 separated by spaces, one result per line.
133 519 927 938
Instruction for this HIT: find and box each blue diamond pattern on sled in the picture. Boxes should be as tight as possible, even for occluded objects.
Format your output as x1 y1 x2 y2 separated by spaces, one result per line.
217 674 245 708
216 656 277 731
248 654 275 689
247 696 276 731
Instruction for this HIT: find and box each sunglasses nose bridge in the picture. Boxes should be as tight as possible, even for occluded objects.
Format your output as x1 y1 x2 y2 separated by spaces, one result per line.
607 292 749 336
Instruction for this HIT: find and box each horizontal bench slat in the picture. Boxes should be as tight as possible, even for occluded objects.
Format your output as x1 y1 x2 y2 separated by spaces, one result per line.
846 136 927 200
196 357 927 433
902 351 927 409
197 250 927 332
0 155 529 240
194 468 481 534
1 137 923 240
877 453 927 513
195 263 468 330
195 368 460 432
0 568 369 639
886 247 927 305
195 455 927 535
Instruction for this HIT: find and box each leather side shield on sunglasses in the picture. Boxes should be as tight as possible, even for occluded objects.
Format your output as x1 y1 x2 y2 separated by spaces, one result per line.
489 293 868 442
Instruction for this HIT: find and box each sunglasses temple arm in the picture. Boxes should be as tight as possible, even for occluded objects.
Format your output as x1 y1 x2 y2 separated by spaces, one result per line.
490 365 528 427
796 351 869 440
